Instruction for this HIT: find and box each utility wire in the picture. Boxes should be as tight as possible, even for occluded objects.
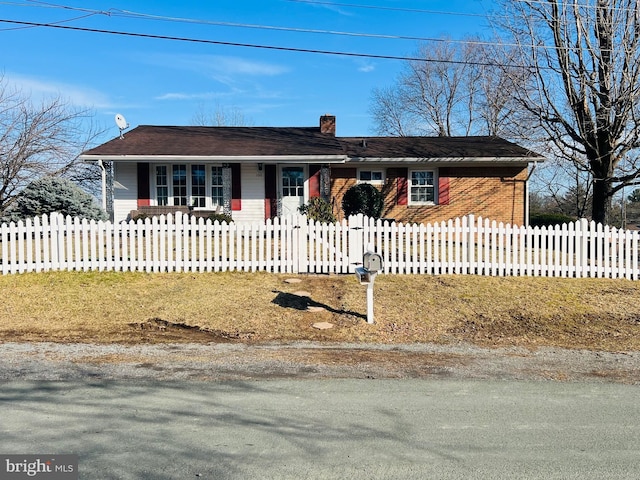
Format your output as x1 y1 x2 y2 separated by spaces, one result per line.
512 0 640 11
2 1 625 56
105 9 488 46
283 0 490 16
12 0 497 47
0 18 530 68
293 0 640 14
0 11 95 30
3 1 578 52
19 0 491 19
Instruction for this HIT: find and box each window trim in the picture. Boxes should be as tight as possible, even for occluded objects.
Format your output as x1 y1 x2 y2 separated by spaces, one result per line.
152 163 225 209
357 168 385 185
408 169 437 206
210 165 224 208
154 165 169 206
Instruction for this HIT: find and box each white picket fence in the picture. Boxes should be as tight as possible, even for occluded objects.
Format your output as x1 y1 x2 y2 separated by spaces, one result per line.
1 213 639 279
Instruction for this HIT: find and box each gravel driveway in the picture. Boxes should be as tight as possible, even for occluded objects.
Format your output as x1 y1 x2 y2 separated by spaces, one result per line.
1 341 639 384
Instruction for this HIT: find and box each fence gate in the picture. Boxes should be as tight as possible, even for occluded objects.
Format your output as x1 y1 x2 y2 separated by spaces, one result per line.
296 214 367 274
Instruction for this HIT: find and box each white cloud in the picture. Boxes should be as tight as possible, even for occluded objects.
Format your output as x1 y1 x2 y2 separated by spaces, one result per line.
142 53 289 84
155 91 228 101
4 73 113 109
210 56 289 77
301 2 353 16
354 58 376 73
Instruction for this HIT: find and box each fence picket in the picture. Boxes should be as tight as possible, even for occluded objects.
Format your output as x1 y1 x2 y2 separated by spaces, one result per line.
1 213 639 279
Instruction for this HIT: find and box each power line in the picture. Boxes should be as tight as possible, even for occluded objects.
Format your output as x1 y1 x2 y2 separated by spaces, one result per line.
9 0 499 47
0 17 525 68
293 0 640 15
2 1 571 52
2 2 624 60
512 0 640 11
18 0 493 20
108 9 486 46
283 0 490 17
0 10 96 31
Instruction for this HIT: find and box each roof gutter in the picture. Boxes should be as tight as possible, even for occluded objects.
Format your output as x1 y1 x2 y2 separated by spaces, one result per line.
80 154 349 164
346 156 546 164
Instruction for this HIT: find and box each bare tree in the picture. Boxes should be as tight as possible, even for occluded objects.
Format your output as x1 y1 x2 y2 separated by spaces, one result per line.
369 86 414 136
369 39 528 138
474 43 533 138
496 0 640 225
532 154 593 218
0 77 103 216
191 102 253 126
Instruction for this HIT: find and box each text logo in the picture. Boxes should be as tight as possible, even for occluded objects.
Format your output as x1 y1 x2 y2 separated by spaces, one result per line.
0 456 77 479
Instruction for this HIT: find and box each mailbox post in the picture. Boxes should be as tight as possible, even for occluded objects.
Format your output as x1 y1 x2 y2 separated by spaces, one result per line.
355 249 383 324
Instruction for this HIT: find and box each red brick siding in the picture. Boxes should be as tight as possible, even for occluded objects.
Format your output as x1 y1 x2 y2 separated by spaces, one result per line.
330 166 527 226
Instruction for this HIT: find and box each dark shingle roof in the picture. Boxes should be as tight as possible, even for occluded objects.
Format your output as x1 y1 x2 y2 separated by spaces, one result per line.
81 125 543 161
340 136 540 159
82 125 345 157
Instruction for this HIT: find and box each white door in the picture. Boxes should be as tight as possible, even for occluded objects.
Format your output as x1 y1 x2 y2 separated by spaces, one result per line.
280 166 305 216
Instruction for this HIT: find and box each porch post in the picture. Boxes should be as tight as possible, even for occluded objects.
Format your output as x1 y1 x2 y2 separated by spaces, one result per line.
320 164 331 201
222 165 232 216
105 161 114 222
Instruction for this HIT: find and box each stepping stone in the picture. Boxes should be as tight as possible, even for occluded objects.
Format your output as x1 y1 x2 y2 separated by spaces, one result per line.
307 306 326 313
293 291 311 297
312 321 334 330
284 278 302 284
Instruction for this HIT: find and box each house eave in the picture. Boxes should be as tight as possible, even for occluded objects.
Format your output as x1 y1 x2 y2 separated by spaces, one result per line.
80 154 348 164
346 156 545 164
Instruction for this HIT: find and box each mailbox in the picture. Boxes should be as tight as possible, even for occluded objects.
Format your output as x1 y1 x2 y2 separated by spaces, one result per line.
355 248 383 324
363 251 383 273
355 266 371 284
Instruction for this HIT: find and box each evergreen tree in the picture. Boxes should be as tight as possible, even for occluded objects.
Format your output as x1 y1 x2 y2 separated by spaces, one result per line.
9 176 107 221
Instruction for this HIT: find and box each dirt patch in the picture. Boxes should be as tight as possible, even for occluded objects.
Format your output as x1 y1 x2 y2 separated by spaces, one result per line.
128 318 255 343
448 310 640 350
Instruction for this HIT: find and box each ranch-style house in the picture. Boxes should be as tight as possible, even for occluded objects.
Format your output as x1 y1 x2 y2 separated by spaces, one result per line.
80 114 544 225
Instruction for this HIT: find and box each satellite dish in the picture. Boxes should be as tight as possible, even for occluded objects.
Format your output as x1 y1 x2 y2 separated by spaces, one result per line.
115 113 129 138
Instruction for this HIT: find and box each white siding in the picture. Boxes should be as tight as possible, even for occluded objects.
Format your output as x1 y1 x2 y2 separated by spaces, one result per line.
113 162 138 222
111 162 266 223
233 163 265 223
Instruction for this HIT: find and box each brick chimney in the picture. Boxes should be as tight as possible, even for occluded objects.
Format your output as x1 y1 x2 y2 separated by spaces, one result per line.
320 114 336 135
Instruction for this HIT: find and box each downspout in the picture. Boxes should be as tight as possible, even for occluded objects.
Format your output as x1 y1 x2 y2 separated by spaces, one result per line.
524 161 538 227
98 159 107 212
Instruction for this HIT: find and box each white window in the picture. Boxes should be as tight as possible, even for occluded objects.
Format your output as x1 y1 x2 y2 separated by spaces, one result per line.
191 164 206 208
211 166 224 207
172 165 188 206
154 164 224 209
282 166 304 197
358 169 384 185
155 166 168 206
409 170 436 205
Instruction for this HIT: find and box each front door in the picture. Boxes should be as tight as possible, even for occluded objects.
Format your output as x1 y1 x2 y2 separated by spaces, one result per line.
280 166 305 216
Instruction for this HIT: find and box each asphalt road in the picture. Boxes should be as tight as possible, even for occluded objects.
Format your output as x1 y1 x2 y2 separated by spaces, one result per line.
1 378 639 479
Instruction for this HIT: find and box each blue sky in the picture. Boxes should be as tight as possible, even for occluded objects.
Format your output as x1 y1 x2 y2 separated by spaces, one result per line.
0 0 494 141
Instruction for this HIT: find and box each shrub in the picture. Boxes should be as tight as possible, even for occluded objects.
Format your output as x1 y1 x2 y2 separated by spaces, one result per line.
12 176 108 221
298 197 336 223
130 213 150 222
206 212 233 224
529 213 577 227
342 183 384 218
129 212 233 224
